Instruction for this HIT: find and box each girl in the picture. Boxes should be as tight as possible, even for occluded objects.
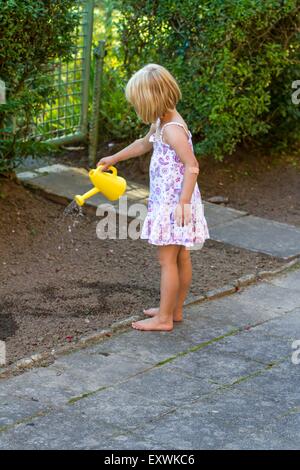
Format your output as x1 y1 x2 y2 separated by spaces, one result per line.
98 64 210 331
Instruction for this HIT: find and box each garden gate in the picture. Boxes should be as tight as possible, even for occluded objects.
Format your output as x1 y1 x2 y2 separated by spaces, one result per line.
35 0 95 146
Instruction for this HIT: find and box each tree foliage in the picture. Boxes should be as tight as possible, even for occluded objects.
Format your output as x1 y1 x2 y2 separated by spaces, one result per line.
105 0 300 159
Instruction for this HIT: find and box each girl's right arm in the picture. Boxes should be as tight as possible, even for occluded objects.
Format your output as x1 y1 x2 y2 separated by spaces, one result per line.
97 123 156 171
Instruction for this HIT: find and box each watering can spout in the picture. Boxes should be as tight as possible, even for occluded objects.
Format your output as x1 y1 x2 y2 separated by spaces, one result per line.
74 165 126 206
75 187 100 206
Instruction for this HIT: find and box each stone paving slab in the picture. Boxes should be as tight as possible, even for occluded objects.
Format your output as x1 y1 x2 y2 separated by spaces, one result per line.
200 328 293 365
232 361 300 405
202 201 248 227
166 349 267 386
266 267 300 290
0 393 47 429
210 214 300 259
186 283 300 331
17 164 300 259
0 407 165 450
248 416 300 450
110 365 215 408
1 265 300 448
88 319 237 365
0 406 126 450
18 166 148 210
0 352 152 409
71 386 173 432
131 386 289 450
250 308 300 340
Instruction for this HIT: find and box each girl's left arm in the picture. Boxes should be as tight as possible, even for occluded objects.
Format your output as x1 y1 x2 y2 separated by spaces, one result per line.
163 126 199 225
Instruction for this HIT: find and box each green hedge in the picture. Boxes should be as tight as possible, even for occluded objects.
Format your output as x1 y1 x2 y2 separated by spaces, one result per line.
102 0 300 159
0 0 80 173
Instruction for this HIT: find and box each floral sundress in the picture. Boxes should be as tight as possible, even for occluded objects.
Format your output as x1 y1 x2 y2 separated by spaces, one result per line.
140 118 210 249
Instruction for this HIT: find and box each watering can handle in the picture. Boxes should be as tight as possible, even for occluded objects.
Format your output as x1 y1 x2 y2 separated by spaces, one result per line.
97 165 117 176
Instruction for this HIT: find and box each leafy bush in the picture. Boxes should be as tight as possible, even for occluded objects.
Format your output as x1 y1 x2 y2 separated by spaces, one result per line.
104 0 300 159
93 2 139 142
0 0 81 173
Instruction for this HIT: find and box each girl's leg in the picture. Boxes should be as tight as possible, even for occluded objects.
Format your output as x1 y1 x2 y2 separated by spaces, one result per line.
132 245 181 331
173 246 192 321
144 246 192 322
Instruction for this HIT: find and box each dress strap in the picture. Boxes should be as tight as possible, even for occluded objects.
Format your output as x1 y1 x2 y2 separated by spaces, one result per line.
159 121 191 143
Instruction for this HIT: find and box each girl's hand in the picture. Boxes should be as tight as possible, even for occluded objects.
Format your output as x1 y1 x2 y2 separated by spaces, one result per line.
97 156 116 172
175 201 192 226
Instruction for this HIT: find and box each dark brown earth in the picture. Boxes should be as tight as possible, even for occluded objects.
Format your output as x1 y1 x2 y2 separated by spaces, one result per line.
0 172 287 365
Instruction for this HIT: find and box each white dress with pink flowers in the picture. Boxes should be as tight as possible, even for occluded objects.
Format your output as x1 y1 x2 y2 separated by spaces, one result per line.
140 118 210 249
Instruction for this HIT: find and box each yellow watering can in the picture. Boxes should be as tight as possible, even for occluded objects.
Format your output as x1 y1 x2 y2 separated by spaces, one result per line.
75 165 127 206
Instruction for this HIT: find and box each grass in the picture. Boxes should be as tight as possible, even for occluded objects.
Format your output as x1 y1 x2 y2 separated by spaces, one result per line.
68 386 108 405
154 329 241 368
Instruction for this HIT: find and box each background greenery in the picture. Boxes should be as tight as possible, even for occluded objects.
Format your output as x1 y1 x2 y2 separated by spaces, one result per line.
97 0 300 159
1 0 299 173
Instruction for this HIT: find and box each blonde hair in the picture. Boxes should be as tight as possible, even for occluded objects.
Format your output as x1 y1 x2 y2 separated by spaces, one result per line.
125 64 182 124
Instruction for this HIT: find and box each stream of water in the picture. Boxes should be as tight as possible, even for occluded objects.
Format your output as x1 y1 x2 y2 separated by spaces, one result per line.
63 200 84 218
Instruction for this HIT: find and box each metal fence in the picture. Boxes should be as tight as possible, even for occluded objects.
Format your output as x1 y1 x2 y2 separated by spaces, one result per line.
34 0 95 145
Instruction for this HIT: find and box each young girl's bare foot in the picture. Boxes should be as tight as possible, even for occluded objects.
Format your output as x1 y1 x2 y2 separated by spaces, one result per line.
143 307 159 317
132 316 173 331
143 307 183 322
173 309 183 322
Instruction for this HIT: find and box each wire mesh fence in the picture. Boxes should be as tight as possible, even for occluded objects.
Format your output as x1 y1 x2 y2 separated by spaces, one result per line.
33 0 95 145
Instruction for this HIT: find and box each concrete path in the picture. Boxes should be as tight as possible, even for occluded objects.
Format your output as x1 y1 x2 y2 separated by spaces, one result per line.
1 265 300 450
17 164 300 260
